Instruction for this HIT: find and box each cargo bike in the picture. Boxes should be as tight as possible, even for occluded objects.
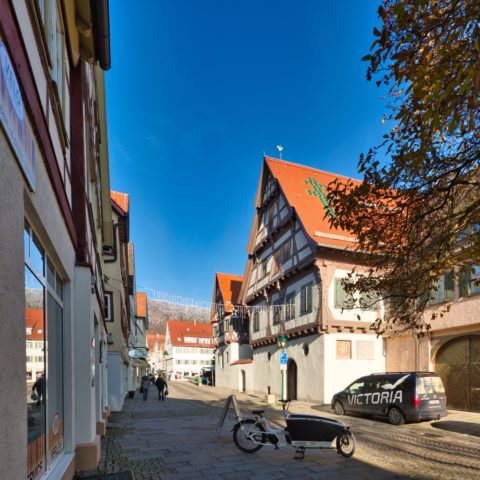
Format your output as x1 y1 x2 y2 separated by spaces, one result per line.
232 399 356 459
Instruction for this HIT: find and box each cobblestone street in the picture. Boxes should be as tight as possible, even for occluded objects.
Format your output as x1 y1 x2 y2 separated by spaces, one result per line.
76 382 480 480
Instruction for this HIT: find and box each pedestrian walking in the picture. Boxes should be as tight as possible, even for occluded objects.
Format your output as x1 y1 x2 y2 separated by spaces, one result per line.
141 375 150 401
155 374 168 401
32 373 45 406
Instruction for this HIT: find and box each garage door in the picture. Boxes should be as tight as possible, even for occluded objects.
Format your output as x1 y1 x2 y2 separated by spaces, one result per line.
435 336 480 412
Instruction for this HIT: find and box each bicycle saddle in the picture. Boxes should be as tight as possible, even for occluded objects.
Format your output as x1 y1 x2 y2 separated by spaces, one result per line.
252 409 265 415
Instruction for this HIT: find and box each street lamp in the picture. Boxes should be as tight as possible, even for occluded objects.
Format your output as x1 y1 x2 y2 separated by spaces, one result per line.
278 335 287 349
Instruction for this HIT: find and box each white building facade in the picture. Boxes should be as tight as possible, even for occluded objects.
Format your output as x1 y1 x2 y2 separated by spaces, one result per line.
211 273 253 391
165 320 214 379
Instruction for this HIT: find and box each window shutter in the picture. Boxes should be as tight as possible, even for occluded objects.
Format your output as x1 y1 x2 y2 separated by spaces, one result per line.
307 283 312 311
301 286 306 312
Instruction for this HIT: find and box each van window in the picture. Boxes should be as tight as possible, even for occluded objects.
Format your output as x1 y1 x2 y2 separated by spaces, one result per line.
347 380 365 394
416 376 445 395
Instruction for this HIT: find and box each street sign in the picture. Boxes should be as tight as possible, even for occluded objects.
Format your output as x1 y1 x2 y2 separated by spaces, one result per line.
280 352 287 371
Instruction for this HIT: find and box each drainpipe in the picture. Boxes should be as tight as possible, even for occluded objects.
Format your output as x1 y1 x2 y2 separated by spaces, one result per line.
104 223 118 263
90 0 111 70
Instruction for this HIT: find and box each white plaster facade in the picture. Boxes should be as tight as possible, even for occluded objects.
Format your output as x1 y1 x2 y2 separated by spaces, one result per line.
0 3 113 479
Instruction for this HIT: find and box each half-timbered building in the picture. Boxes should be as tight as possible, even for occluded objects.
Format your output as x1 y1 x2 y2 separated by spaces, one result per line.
240 157 386 404
211 273 253 392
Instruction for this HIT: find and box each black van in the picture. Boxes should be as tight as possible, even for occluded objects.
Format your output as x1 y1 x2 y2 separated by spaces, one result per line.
331 372 447 425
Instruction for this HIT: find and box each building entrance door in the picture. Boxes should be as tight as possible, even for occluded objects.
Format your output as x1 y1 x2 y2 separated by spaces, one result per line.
287 359 297 400
436 335 480 411
240 370 246 392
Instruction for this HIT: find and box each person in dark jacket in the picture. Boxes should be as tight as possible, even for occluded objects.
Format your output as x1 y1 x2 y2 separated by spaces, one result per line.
32 373 45 406
155 374 167 401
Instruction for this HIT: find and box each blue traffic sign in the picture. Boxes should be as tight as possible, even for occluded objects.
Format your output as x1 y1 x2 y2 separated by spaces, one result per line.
280 352 288 365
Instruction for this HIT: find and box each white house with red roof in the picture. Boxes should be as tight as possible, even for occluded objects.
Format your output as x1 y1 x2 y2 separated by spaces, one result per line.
210 273 253 391
164 320 214 379
239 156 386 404
146 333 166 373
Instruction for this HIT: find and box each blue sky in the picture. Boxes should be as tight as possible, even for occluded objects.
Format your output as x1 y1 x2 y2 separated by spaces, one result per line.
106 1 386 303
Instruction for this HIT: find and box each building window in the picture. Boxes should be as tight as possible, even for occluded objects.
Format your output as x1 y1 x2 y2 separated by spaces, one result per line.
272 299 282 325
336 340 352 359
334 278 354 310
34 0 67 117
356 341 375 360
25 223 64 479
300 282 313 315
253 311 260 332
359 290 381 311
285 291 296 320
429 272 455 305
104 292 113 321
459 266 480 298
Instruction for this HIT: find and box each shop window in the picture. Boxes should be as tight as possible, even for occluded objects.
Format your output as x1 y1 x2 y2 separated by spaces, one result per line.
25 223 64 478
300 282 312 315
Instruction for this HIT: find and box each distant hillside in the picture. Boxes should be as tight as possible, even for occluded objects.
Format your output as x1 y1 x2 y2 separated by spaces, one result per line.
147 299 210 334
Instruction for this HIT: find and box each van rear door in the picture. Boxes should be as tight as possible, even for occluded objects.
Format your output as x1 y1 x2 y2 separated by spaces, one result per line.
416 374 447 416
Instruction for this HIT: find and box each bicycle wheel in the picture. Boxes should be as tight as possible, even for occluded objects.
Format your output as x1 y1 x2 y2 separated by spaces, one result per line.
233 419 265 453
336 430 356 458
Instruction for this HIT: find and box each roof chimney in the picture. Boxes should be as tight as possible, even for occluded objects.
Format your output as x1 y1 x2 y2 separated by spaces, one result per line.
194 319 197 326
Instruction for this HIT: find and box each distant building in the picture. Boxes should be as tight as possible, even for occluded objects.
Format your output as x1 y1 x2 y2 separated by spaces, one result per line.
103 192 132 411
165 320 214 379
147 333 166 374
211 273 253 391
240 157 385 403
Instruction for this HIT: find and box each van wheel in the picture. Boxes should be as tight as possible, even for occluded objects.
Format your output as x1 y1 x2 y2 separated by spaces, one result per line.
333 401 345 416
388 407 405 425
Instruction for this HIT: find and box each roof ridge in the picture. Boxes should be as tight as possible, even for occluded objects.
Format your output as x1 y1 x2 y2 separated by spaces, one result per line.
264 156 361 183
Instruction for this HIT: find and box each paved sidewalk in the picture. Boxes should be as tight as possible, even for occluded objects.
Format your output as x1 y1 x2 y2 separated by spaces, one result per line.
75 382 480 480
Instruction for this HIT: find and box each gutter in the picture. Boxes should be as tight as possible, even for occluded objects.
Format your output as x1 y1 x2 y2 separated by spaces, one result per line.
90 0 111 70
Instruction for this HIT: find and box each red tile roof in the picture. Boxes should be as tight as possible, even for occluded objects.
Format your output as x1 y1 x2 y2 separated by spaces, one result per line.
216 273 243 305
111 191 129 213
146 333 165 351
25 309 44 340
230 359 253 365
167 320 213 348
265 157 360 249
136 292 147 318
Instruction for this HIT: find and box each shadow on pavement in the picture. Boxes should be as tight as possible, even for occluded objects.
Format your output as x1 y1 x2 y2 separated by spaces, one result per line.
432 420 480 437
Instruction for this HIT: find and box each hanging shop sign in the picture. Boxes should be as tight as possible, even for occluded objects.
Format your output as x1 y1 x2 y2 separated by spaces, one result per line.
128 348 147 360
0 37 37 190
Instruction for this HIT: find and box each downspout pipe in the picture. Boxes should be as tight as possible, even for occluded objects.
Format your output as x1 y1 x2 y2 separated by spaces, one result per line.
90 0 111 70
104 223 118 263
